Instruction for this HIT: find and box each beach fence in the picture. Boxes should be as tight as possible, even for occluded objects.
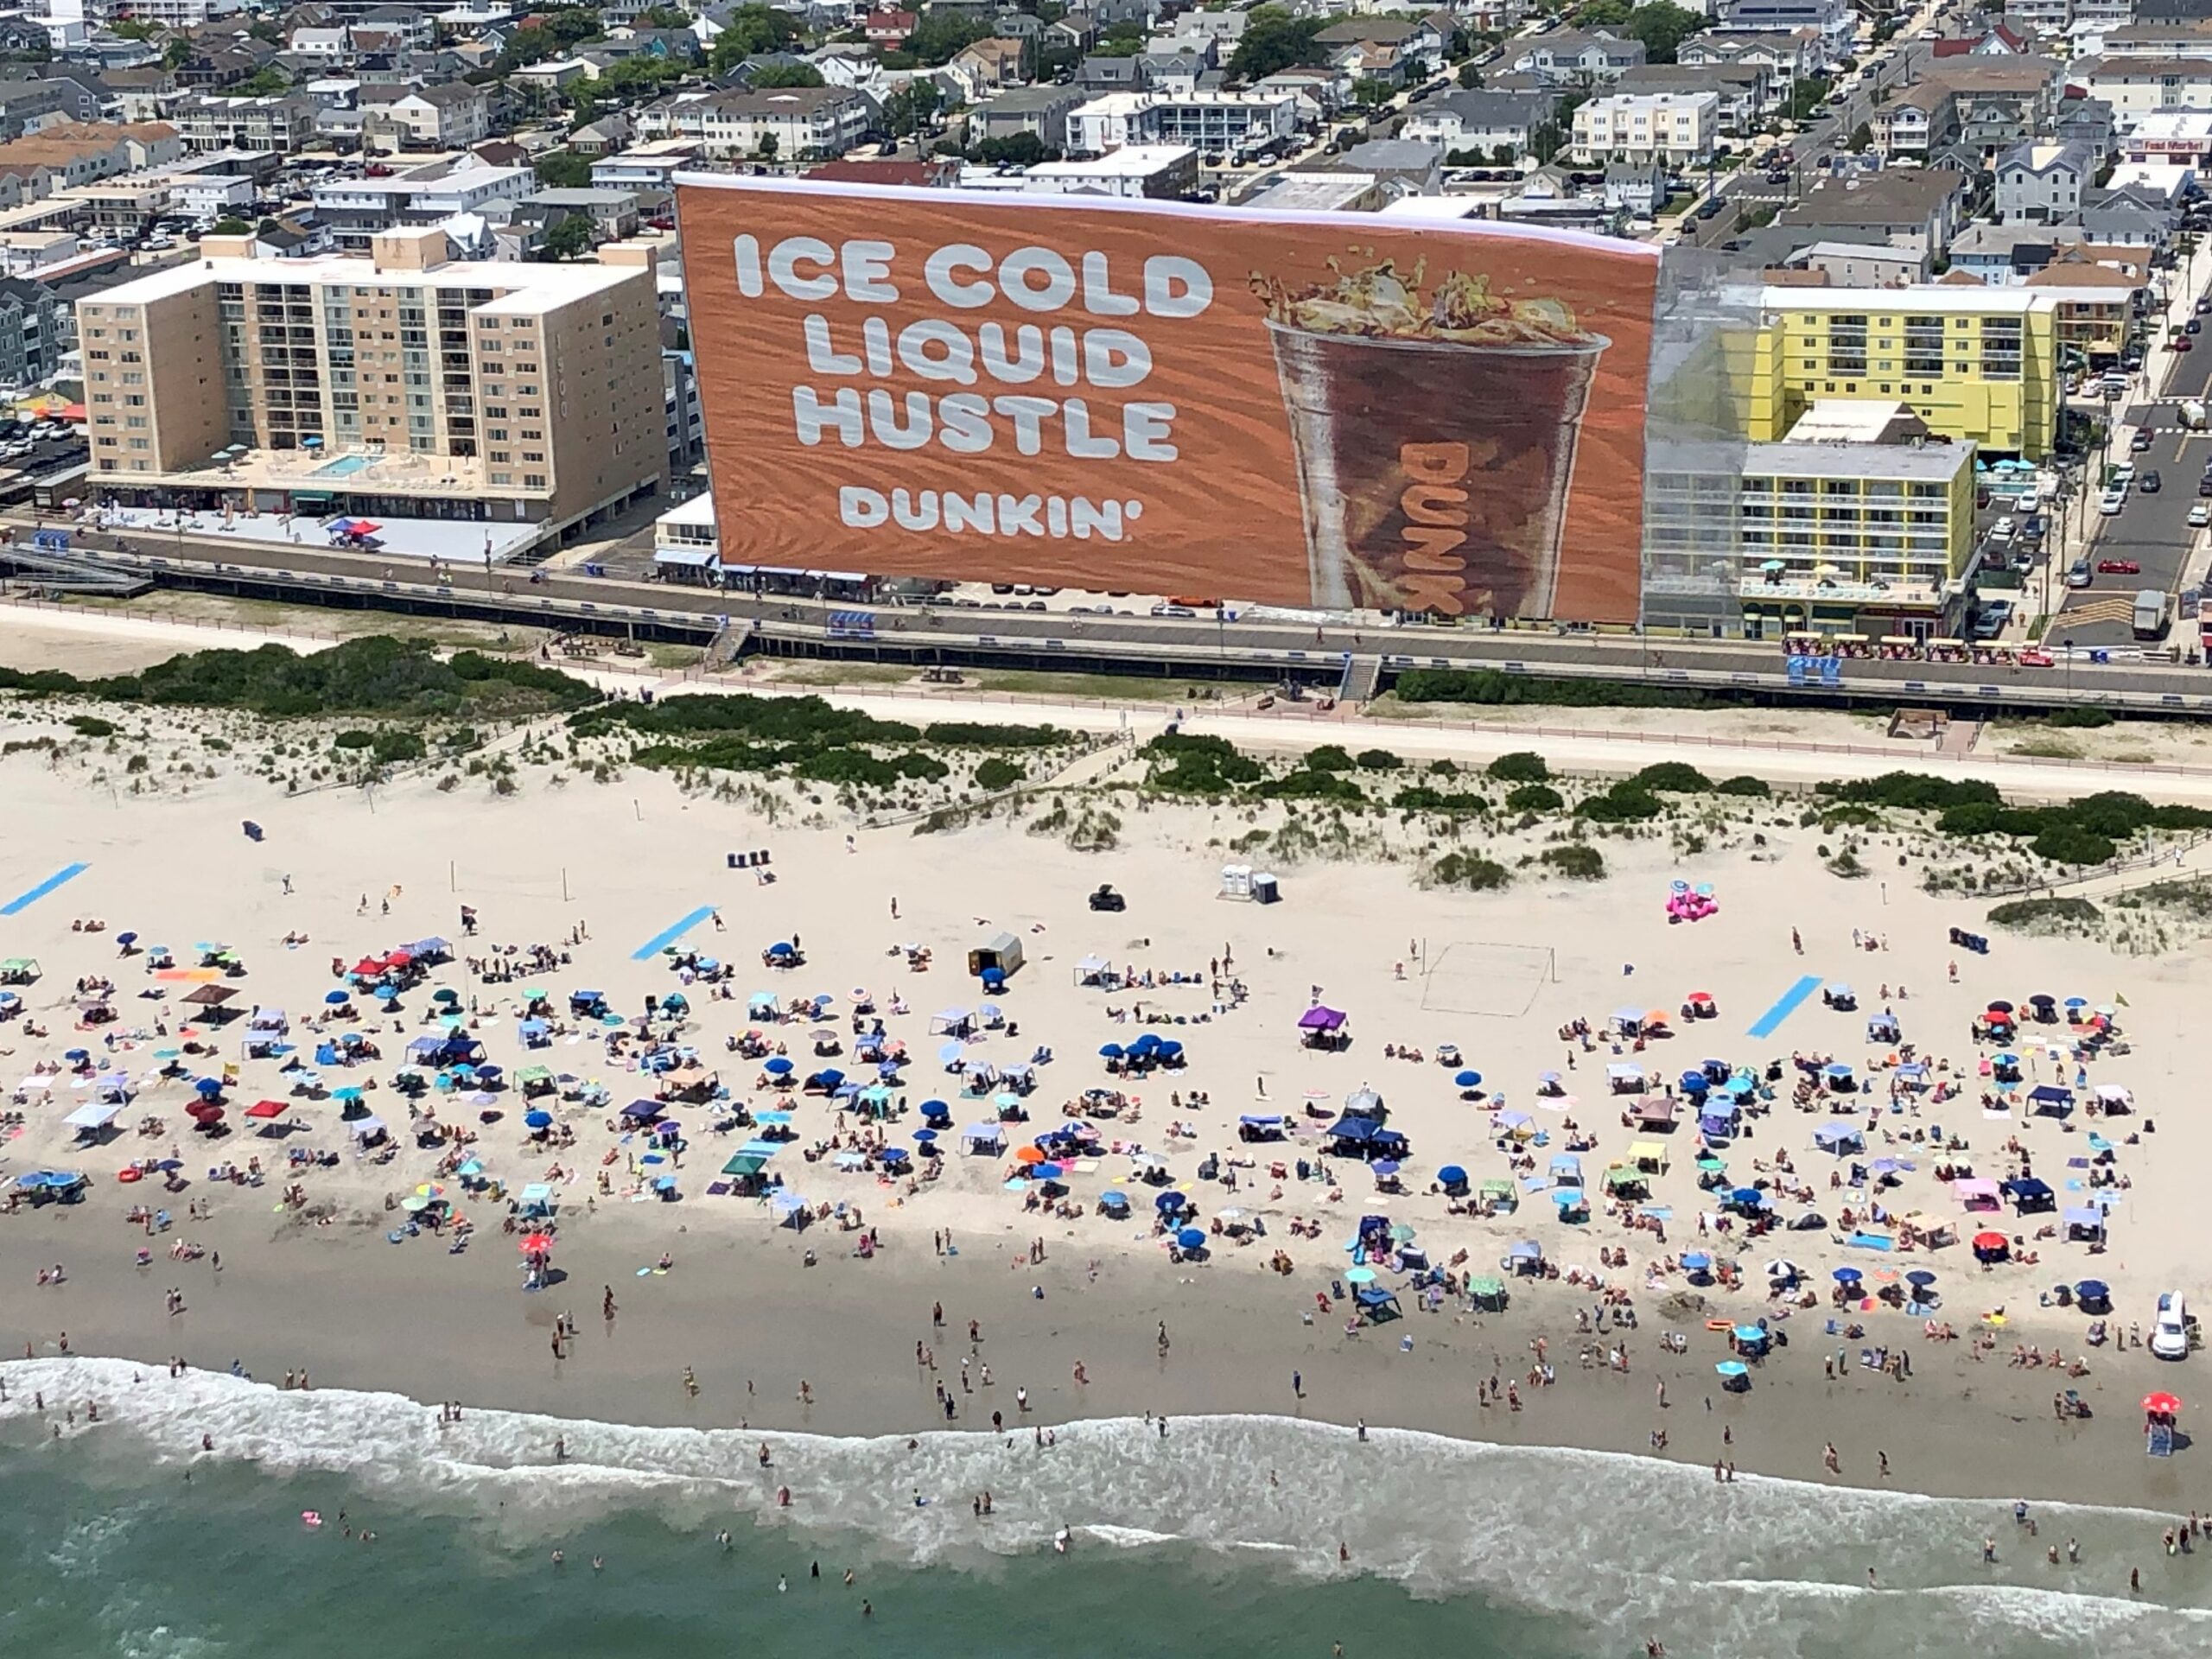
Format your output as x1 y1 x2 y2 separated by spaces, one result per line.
1419 942 1557 1020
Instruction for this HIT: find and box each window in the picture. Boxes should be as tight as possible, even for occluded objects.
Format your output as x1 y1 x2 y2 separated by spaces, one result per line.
487 427 507 441
489 470 512 485
489 449 510 462
523 473 546 488
521 449 543 462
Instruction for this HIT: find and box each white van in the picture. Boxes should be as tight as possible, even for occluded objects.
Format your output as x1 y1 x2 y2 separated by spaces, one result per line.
2152 1292 2191 1360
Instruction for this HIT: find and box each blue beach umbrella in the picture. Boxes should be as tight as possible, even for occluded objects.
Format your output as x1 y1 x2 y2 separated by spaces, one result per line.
1155 1192 1183 1213
763 1058 793 1076
1833 1267 1862 1283
1453 1070 1482 1089
524 1109 553 1129
1176 1227 1206 1250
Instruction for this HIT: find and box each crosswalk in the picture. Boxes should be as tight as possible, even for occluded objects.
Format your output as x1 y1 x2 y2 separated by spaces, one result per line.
2056 595 2141 627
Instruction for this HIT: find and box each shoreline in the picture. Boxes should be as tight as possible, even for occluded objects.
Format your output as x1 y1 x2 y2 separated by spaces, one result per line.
0 1200 2190 1515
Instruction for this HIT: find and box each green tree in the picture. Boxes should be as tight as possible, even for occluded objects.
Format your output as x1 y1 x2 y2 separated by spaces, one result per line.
907 10 992 65
1622 0 1701 64
1491 143 1517 166
1784 76 1830 122
879 79 944 137
1529 119 1564 164
747 60 825 86
1091 20 1147 54
635 3 692 25
1227 4 1326 80
1456 60 1482 88
1847 121 1872 152
217 65 292 96
755 130 780 162
540 215 594 261
1351 75 1391 109
975 130 1051 165
708 3 801 73
209 216 252 237
162 37 192 69
534 147 594 188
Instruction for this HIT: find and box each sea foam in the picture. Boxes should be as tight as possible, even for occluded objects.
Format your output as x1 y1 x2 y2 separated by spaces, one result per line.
6 1357 2209 1658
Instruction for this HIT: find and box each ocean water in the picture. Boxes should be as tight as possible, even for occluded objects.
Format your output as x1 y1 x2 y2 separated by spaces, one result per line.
3 1359 2210 1659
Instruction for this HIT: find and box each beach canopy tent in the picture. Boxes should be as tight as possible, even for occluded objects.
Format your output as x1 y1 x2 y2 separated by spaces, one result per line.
1478 1178 1516 1211
2063 1205 2107 1242
1299 1006 1347 1033
2030 1084 2075 1118
244 1099 287 1120
1237 1114 1286 1142
182 984 238 1008
1635 1096 1677 1130
1549 1152 1584 1188
1867 1013 1901 1044
961 1123 1007 1154
1601 1166 1647 1197
1812 1122 1866 1155
1075 955 1113 985
620 1099 664 1123
1605 1063 1645 1094
2005 1177 2057 1215
1466 1275 1508 1310
1504 1239 1545 1275
0 958 40 983
2095 1084 2133 1113
62 1101 120 1133
1952 1178 2002 1211
1626 1140 1669 1174
247 1007 288 1033
347 1115 388 1141
1354 1286 1402 1322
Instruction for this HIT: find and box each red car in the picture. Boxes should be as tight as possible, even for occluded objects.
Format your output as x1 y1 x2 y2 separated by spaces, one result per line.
2098 558 2142 574
2177 336 2197 353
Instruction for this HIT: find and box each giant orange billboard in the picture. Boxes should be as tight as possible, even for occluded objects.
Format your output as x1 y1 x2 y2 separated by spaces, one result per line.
677 178 1660 622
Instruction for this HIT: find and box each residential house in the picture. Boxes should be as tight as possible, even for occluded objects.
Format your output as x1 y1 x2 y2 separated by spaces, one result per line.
1074 54 1149 94
361 82 490 151
950 36 1028 94
1313 16 1447 84
1781 240 1931 285
570 112 633 156
172 92 318 154
1615 63 1769 137
1872 83 1956 156
355 4 436 48
1679 28 1821 91
1508 29 1647 85
1710 0 1855 56
2096 19 2212 54
1570 90 1719 164
512 188 640 245
1045 12 1096 53
1065 90 1300 154
2054 94 2114 162
1784 169 1969 251
1936 21 2032 52
2077 55 2212 118
1994 138 2092 223
972 83 1085 150
1948 220 2073 283
1398 87 1556 156
1336 136 1444 194
635 86 876 159
863 10 915 44
1603 157 1669 217
102 68 182 123
1141 45 1212 95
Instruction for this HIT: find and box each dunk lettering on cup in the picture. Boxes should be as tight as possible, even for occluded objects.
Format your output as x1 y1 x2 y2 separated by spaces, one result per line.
1253 255 1610 620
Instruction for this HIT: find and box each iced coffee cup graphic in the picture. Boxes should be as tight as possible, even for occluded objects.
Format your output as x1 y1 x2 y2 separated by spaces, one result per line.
1255 260 1610 619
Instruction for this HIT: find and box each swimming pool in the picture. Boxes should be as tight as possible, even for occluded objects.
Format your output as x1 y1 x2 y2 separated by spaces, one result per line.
312 454 374 478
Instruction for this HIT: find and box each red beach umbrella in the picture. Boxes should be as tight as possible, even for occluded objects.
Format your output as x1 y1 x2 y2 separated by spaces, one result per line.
2145 1392 2183 1416
519 1233 555 1254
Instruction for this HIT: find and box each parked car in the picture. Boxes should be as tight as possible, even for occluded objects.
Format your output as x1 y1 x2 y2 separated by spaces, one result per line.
2192 503 2210 527
2132 429 2156 451
2152 1292 2191 1361
2142 469 2163 493
2099 489 2127 515
2067 557 2094 587
2176 336 2196 353
2099 558 2143 575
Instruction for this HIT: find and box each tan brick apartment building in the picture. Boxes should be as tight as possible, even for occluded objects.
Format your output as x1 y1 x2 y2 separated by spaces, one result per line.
77 227 668 535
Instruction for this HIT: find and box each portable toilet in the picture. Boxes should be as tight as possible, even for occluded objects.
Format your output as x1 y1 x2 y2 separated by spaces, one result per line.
1251 871 1281 905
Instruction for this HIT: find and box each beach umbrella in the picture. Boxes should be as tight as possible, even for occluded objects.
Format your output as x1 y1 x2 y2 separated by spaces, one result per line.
1437 1165 1467 1185
524 1109 553 1130
1764 1260 1802 1282
1154 1192 1182 1213
1715 1361 1748 1378
2075 1279 2111 1301
432 988 460 1005
2063 996 2088 1009
1905 1269 1937 1287
938 1043 964 1064
912 1128 938 1143
762 1058 794 1077
1176 1227 1205 1250
2145 1393 2183 1415
1453 1070 1482 1089
194 1077 223 1096
519 1233 555 1254
334 1085 365 1102
1371 1159 1402 1177
1681 1251 1713 1271
402 1194 429 1212
1832 1266 1862 1283
1987 1000 2015 1014
1014 1146 1046 1165
1030 1160 1060 1179
1389 1223 1417 1242
1732 1325 1765 1345
188 1102 223 1123
323 989 350 1006
1344 1265 1377 1285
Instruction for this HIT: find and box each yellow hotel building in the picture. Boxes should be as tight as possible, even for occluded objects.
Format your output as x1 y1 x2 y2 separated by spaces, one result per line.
1723 285 2128 461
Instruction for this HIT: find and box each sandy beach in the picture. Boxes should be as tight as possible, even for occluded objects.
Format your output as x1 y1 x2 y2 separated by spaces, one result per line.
3 610 2212 1620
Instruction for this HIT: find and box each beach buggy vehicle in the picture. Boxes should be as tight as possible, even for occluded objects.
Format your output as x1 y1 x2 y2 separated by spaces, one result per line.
1087 884 1126 912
